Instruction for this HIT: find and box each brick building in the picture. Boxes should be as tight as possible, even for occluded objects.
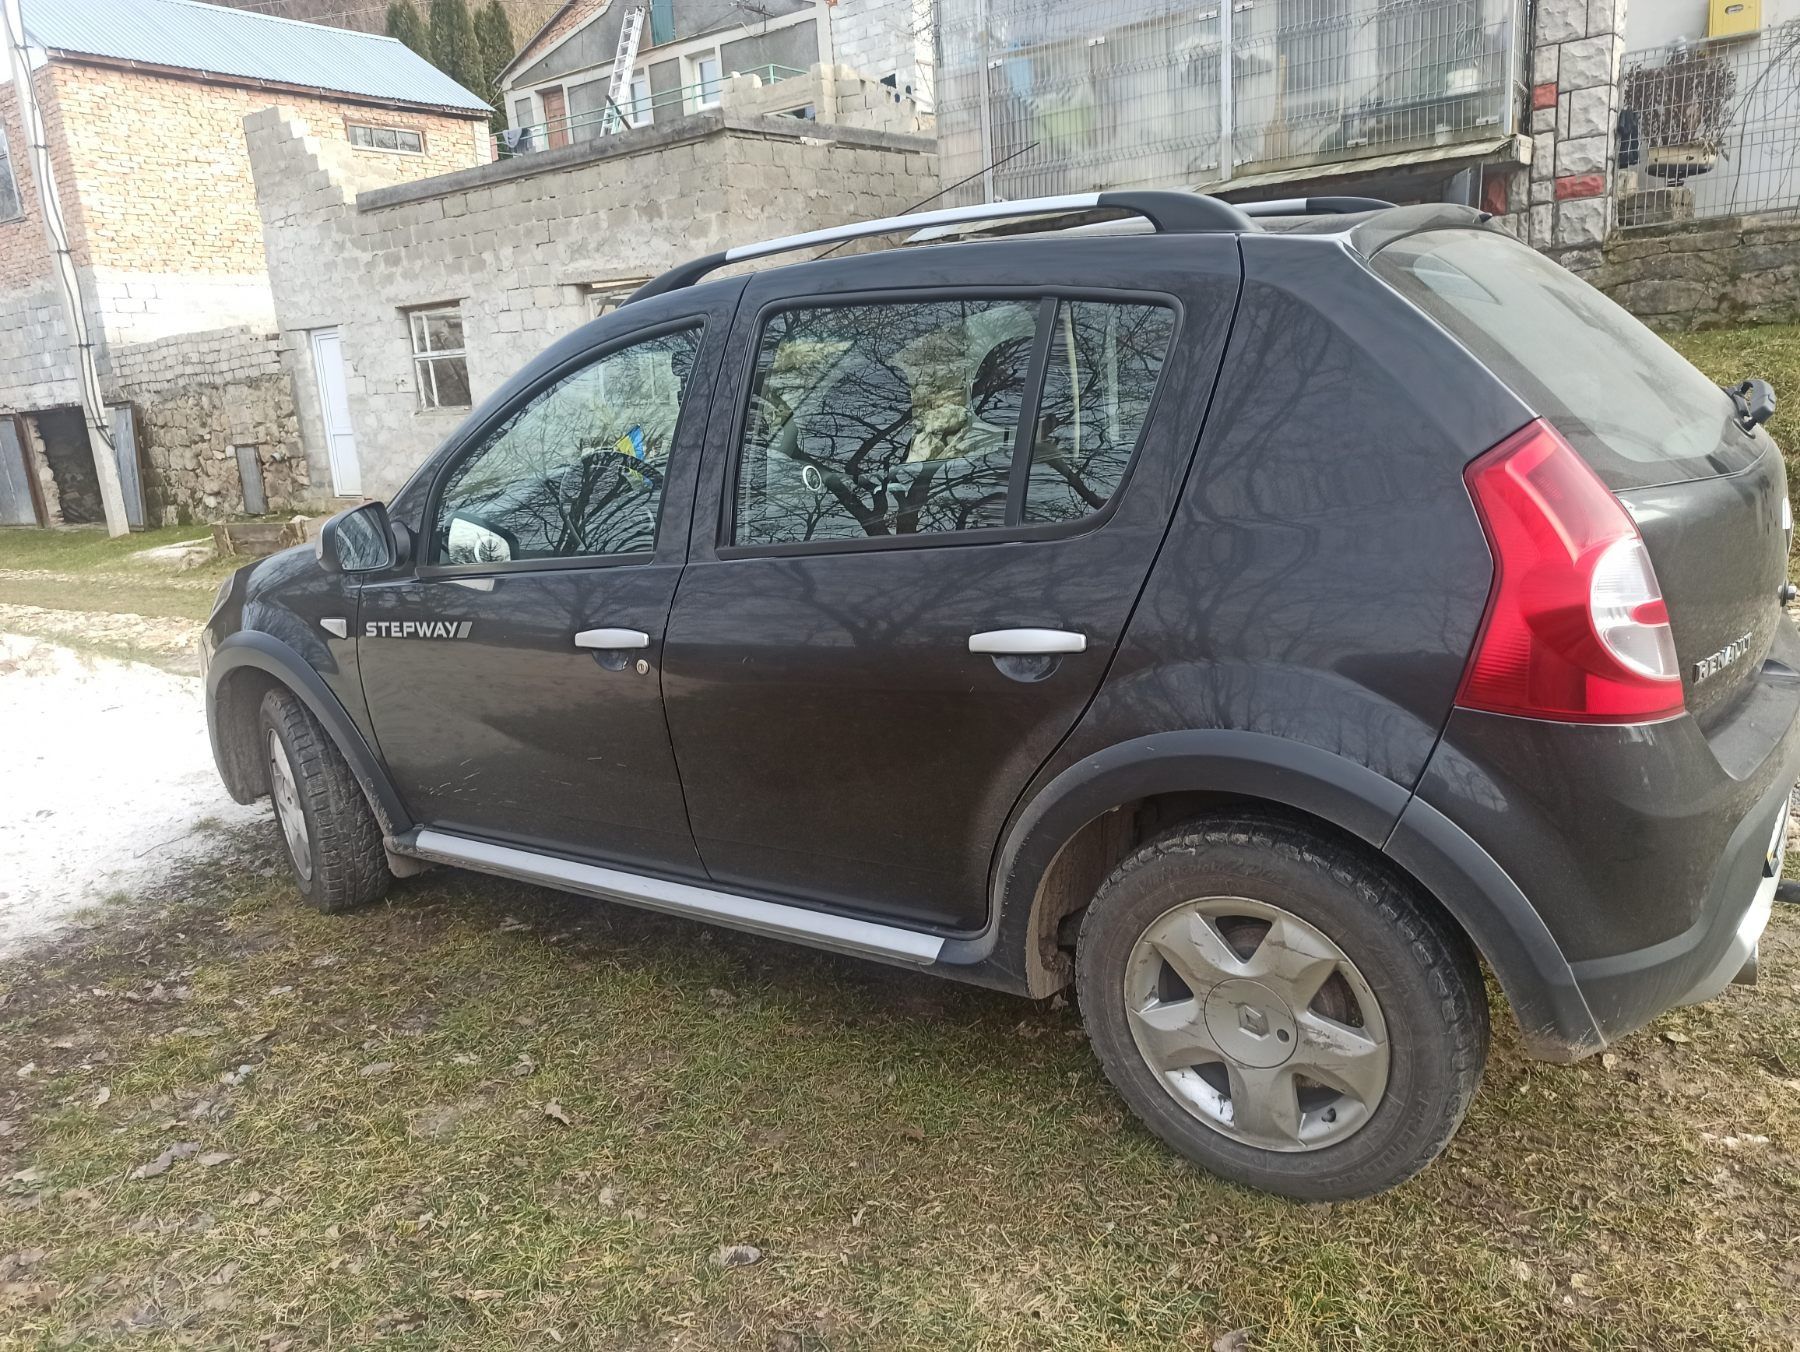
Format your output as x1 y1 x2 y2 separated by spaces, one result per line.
0 0 491 529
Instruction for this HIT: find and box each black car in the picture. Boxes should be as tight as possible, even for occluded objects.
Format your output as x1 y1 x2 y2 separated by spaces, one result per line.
202 192 1799 1199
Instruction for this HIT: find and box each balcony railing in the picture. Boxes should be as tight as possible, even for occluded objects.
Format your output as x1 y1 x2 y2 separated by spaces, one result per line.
494 64 811 158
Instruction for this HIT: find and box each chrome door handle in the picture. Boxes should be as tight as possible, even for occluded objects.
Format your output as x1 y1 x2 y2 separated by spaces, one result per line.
968 628 1087 655
574 628 651 650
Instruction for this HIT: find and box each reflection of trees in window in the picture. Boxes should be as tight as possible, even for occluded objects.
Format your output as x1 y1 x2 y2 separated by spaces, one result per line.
1023 302 1175 524
434 330 698 563
736 299 1038 546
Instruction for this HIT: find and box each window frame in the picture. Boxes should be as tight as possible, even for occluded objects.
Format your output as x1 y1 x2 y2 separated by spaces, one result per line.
407 303 471 412
417 316 709 580
691 53 724 109
625 72 654 127
716 285 1183 561
0 124 22 223
347 121 426 155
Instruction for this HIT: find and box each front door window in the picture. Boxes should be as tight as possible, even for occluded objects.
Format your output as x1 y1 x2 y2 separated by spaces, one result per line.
433 328 700 565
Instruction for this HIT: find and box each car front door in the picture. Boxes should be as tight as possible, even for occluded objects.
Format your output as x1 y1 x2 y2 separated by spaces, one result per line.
359 291 734 876
663 237 1240 929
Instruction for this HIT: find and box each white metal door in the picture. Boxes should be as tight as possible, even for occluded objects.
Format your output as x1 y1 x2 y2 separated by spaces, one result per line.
310 329 362 498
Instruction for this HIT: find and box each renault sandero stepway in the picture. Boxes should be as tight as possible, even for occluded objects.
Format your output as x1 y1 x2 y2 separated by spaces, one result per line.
202 192 1800 1198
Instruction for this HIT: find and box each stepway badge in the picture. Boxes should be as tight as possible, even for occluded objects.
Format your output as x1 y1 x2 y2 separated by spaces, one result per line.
365 620 473 639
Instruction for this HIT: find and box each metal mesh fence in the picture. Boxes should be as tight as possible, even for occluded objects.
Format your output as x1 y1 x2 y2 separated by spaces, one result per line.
935 0 1520 204
1619 22 1800 227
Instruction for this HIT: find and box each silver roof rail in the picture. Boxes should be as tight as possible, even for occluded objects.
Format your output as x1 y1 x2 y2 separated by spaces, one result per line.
1235 196 1396 217
629 189 1257 303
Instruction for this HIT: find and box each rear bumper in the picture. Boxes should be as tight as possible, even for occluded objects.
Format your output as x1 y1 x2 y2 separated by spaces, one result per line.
1397 622 1800 1059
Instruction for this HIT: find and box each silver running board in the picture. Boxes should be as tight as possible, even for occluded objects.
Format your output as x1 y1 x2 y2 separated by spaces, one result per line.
405 829 946 966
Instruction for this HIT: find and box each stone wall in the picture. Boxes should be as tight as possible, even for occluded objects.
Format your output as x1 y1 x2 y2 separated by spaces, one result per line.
1499 0 1631 248
246 98 937 502
1556 217 1800 330
111 328 306 522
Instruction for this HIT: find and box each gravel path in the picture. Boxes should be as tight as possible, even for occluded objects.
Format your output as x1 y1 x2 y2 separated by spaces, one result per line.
0 633 265 958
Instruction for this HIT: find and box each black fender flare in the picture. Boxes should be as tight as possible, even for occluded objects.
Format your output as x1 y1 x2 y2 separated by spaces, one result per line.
941 729 1599 1059
206 631 412 838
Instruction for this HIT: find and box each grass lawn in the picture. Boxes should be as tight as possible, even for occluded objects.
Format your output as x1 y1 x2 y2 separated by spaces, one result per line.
1 828 1798 1350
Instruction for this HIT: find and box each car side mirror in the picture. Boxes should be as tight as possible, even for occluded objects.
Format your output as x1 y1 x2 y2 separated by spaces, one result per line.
316 501 398 574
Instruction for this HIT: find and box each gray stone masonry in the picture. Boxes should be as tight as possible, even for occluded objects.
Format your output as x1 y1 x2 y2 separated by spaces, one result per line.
247 91 937 503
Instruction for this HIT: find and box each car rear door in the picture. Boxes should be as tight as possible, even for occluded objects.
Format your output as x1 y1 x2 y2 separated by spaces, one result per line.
358 288 736 876
662 236 1241 930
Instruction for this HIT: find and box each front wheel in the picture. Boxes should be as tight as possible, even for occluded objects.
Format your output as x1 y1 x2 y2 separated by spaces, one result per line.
1075 816 1488 1200
259 687 390 913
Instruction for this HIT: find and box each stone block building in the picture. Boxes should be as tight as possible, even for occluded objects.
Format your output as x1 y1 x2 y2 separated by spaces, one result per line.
0 0 492 529
245 64 936 502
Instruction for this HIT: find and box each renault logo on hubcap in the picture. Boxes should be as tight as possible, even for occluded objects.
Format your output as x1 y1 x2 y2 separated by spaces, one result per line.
1237 1003 1269 1037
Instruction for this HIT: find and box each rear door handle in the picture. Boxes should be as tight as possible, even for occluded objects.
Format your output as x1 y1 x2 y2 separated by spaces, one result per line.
968 628 1087 655
574 627 651 650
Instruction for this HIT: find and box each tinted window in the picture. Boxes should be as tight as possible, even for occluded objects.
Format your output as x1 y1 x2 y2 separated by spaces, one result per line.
433 328 699 564
733 297 1175 547
734 299 1037 545
1024 301 1177 524
1374 229 1752 488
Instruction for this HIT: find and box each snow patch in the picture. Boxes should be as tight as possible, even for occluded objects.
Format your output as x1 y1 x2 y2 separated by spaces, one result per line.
0 634 265 958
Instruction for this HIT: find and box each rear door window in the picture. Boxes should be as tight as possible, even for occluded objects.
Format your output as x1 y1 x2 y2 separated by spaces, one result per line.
1373 229 1753 488
731 295 1177 548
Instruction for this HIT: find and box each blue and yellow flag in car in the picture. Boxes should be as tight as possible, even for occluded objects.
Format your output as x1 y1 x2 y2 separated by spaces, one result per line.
615 425 647 461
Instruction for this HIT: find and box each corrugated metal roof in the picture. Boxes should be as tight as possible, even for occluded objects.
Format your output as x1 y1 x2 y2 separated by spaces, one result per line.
22 0 492 113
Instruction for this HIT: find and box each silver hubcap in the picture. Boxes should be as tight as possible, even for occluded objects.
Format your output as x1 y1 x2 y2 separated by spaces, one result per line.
267 730 313 882
1124 896 1389 1152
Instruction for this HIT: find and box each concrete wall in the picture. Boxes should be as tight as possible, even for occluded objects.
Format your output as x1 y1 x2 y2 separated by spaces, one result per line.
246 96 937 503
829 0 934 107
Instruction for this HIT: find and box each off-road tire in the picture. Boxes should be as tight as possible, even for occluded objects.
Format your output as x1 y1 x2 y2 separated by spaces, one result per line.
258 687 390 913
1075 814 1488 1200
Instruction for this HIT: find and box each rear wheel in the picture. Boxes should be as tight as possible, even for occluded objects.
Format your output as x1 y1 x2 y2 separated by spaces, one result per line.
259 687 389 913
1075 816 1487 1200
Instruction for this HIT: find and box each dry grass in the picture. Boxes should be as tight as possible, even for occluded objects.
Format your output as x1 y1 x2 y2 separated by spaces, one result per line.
2 828 1799 1350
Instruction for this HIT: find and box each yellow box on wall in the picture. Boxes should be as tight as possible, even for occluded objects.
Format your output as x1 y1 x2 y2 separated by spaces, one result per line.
1709 0 1761 39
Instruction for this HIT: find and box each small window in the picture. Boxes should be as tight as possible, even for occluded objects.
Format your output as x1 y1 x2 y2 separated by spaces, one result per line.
626 73 653 126
433 328 700 564
349 123 425 154
586 281 646 320
732 297 1176 549
1023 301 1178 524
408 305 472 410
0 126 21 222
693 55 723 109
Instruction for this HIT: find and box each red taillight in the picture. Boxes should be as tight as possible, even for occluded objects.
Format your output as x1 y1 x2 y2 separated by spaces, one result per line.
1457 420 1684 723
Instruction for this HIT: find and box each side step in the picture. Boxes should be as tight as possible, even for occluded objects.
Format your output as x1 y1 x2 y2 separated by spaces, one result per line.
399 829 946 967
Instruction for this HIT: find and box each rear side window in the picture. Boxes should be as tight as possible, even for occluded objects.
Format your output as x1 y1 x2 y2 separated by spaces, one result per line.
1374 230 1752 488
732 296 1175 547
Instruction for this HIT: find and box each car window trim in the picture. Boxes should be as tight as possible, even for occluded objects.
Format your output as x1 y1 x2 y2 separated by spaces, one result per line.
716 284 1184 560
416 315 708 578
